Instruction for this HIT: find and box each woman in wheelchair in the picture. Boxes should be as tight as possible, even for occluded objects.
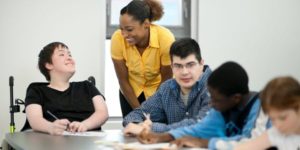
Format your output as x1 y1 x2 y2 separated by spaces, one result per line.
24 42 108 135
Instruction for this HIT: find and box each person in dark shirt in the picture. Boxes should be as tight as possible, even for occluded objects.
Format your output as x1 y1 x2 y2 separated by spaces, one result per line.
25 42 108 135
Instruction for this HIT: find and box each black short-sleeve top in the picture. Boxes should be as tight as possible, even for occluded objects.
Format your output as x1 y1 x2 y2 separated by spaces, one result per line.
24 81 104 129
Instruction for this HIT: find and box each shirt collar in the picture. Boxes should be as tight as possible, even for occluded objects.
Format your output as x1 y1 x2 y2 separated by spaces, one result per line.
195 65 211 91
148 24 160 48
235 92 258 111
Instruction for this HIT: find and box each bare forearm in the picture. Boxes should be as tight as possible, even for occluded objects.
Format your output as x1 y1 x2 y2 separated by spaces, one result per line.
82 110 108 130
199 139 209 148
119 82 140 109
112 59 141 109
160 65 172 83
26 105 54 134
82 97 109 130
29 118 52 133
159 133 175 142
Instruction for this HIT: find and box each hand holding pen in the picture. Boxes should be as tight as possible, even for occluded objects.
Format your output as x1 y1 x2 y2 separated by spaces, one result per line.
123 111 152 136
141 112 152 133
47 110 70 135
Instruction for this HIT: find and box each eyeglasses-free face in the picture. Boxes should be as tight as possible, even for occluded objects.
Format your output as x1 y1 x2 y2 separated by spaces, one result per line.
46 46 76 76
171 54 204 94
119 13 150 46
208 86 241 112
268 108 300 135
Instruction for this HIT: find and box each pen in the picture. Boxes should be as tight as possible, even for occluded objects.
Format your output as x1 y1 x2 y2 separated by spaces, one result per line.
47 110 70 130
47 110 59 120
142 112 150 120
142 111 152 123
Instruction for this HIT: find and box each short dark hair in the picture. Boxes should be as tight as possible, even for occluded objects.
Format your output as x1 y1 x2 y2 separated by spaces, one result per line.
208 61 249 96
120 0 164 23
38 42 68 81
169 38 202 62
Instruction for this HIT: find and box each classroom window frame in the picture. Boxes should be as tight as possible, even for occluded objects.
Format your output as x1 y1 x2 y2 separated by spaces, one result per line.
106 0 191 39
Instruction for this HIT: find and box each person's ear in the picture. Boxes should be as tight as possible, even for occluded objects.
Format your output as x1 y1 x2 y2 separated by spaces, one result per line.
296 104 300 114
200 59 204 65
45 62 53 70
143 19 150 29
232 93 242 103
198 59 204 66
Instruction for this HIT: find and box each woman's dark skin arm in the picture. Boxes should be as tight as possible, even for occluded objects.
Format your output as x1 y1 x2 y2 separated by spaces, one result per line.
112 58 140 109
137 128 175 144
171 136 209 148
160 65 173 84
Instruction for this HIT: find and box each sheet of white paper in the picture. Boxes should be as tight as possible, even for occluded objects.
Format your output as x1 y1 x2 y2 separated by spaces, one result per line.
182 148 208 150
119 142 176 149
63 131 106 137
94 141 208 150
118 142 208 150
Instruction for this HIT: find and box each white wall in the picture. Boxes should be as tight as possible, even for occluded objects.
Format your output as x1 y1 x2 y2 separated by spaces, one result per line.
0 0 106 142
198 0 300 91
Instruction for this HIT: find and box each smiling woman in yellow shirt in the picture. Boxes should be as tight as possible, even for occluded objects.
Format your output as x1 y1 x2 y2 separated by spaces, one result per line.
111 0 175 117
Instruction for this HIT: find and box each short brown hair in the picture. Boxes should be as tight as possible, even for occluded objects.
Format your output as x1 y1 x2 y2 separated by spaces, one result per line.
260 76 300 113
38 42 68 81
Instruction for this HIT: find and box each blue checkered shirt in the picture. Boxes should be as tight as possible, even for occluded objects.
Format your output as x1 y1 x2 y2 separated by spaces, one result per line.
123 65 212 132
